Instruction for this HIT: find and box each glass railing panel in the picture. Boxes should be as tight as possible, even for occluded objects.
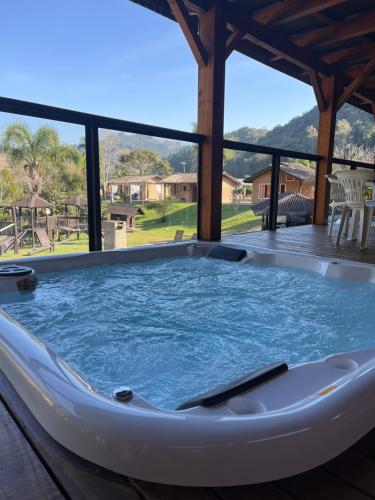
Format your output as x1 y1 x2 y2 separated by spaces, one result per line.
221 151 269 239
273 157 317 230
0 113 88 259
98 130 198 248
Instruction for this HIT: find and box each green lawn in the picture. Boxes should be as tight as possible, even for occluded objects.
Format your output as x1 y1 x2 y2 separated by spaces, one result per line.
1 203 260 260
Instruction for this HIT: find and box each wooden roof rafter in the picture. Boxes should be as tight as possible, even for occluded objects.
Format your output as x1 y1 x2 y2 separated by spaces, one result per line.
225 28 245 59
308 69 327 111
226 11 330 76
132 0 375 115
253 0 348 27
293 10 375 49
322 42 375 66
225 7 375 109
337 56 375 109
259 8 375 72
167 0 208 66
224 1 375 113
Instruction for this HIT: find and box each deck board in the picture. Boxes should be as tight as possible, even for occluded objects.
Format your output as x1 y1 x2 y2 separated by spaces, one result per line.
323 448 375 498
0 400 63 500
224 224 375 264
280 468 373 500
131 480 218 499
214 483 295 499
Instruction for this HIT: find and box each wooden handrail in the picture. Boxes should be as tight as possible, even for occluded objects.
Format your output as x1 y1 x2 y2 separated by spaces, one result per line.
0 223 14 233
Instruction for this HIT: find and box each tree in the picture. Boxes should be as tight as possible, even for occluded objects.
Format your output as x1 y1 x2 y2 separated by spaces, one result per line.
168 145 198 173
0 168 23 205
335 119 352 149
154 198 173 222
306 125 318 153
333 142 374 165
99 131 123 195
2 123 79 194
118 150 171 176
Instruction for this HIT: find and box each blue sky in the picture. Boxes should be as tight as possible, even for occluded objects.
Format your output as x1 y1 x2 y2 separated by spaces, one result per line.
0 0 316 143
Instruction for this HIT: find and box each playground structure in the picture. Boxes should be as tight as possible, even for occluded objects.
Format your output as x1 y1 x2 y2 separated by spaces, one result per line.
59 195 88 240
0 193 89 257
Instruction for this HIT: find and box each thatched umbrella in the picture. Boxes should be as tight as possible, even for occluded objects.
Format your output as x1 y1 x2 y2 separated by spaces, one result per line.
13 193 52 248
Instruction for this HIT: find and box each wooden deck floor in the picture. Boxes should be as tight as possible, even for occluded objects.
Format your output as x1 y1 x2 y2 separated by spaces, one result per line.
2 225 375 499
224 224 375 264
1 370 375 500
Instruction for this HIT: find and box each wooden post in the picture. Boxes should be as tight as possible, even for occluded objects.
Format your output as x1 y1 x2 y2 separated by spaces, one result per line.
197 4 226 241
314 75 339 225
12 207 19 255
31 209 35 248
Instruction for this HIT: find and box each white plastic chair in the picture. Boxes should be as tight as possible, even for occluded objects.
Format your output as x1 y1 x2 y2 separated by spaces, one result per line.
325 174 346 236
335 170 375 249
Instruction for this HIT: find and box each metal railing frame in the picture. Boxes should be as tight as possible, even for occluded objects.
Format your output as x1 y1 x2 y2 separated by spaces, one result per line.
1 95 374 245
223 139 322 231
224 139 375 231
0 97 204 250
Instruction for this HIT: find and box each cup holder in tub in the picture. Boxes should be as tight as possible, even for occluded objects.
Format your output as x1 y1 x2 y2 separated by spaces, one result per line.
227 396 266 415
325 356 359 370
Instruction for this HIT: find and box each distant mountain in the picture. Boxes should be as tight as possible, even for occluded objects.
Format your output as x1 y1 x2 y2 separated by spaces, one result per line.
258 104 375 153
99 105 375 179
223 104 375 178
225 126 268 144
101 131 184 158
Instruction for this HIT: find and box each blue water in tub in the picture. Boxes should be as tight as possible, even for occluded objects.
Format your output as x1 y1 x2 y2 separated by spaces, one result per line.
3 257 375 410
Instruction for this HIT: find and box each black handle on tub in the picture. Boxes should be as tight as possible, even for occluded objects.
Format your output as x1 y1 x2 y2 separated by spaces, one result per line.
176 362 288 411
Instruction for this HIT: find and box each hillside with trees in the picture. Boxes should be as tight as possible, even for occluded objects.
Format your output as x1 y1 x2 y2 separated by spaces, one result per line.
107 131 183 158
165 104 375 179
223 104 375 178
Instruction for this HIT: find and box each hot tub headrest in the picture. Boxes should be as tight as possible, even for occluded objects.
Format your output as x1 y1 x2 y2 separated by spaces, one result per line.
207 246 247 262
176 362 288 410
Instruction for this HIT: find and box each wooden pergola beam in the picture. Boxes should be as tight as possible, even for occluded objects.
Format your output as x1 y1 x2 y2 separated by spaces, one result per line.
149 0 375 112
227 10 375 110
167 0 208 66
225 29 244 59
225 6 331 76
314 75 340 225
166 0 375 110
294 10 375 49
253 0 347 26
337 56 375 109
308 69 326 112
322 42 375 65
235 39 312 85
197 4 226 241
364 79 375 90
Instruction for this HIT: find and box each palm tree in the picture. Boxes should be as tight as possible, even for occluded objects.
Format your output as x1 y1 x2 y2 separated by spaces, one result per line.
2 123 79 194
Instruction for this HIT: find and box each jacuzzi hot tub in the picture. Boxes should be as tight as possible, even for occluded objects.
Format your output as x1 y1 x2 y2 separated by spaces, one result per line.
0 242 375 487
